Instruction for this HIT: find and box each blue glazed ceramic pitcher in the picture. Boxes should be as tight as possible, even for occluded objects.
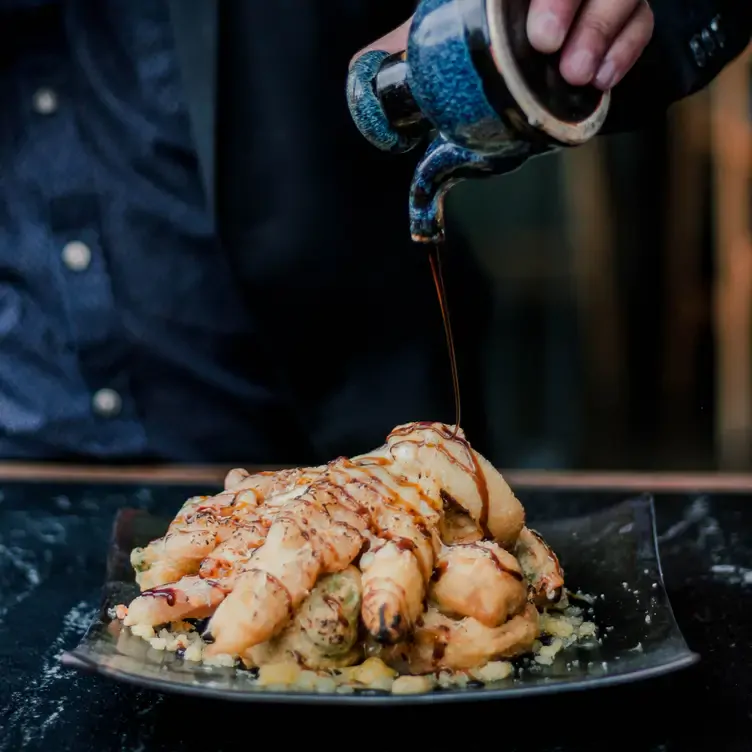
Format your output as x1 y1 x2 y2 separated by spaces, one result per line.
347 0 611 243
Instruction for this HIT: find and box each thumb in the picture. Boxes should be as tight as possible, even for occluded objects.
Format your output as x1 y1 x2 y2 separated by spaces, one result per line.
350 17 413 66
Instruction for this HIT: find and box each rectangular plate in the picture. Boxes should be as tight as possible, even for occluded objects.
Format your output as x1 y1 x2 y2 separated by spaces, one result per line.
61 495 698 704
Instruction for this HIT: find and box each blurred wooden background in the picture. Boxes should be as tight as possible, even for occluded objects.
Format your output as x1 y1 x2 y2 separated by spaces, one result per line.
712 47 752 469
449 46 751 471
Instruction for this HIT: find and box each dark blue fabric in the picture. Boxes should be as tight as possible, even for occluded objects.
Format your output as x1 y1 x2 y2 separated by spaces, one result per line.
0 1 288 463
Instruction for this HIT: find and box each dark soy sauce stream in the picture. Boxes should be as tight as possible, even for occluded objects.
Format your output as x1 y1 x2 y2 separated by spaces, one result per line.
427 241 461 434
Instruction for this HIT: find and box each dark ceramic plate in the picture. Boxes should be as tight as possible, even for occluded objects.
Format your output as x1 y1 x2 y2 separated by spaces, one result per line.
61 495 698 705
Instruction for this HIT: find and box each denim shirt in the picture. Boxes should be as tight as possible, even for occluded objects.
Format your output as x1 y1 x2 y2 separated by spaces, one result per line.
0 1 287 462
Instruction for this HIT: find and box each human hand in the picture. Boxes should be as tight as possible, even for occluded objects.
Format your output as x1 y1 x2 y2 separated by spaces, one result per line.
354 0 654 92
527 0 654 90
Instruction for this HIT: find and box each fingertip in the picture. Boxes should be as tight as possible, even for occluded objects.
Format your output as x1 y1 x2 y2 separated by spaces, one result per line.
527 10 567 53
559 48 597 86
351 17 413 67
593 59 618 90
589 3 654 90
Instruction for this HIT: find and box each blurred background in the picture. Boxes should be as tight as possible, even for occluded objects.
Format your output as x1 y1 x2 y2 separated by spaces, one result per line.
442 47 751 473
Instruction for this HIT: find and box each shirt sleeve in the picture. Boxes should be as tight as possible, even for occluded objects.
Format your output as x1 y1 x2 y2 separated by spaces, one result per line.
601 0 752 134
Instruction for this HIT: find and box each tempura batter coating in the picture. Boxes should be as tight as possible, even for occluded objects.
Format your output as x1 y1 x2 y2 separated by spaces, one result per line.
121 422 566 677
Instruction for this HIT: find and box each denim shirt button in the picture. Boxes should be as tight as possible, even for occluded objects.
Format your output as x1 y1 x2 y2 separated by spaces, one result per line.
92 388 122 418
62 240 92 272
32 87 59 115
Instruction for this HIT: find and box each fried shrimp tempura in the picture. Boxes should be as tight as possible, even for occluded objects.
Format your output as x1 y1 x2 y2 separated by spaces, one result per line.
246 566 363 670
429 541 528 627
121 421 569 679
377 603 540 674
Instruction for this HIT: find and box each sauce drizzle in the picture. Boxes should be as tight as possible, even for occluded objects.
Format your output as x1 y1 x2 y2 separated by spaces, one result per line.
428 242 461 434
141 586 177 607
431 624 450 662
322 594 351 628
391 423 491 538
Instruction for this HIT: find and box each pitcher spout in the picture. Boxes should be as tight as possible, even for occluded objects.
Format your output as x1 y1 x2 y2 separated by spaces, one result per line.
409 134 543 245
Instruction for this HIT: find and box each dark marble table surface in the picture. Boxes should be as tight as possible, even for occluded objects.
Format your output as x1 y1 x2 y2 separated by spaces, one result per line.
0 481 750 752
